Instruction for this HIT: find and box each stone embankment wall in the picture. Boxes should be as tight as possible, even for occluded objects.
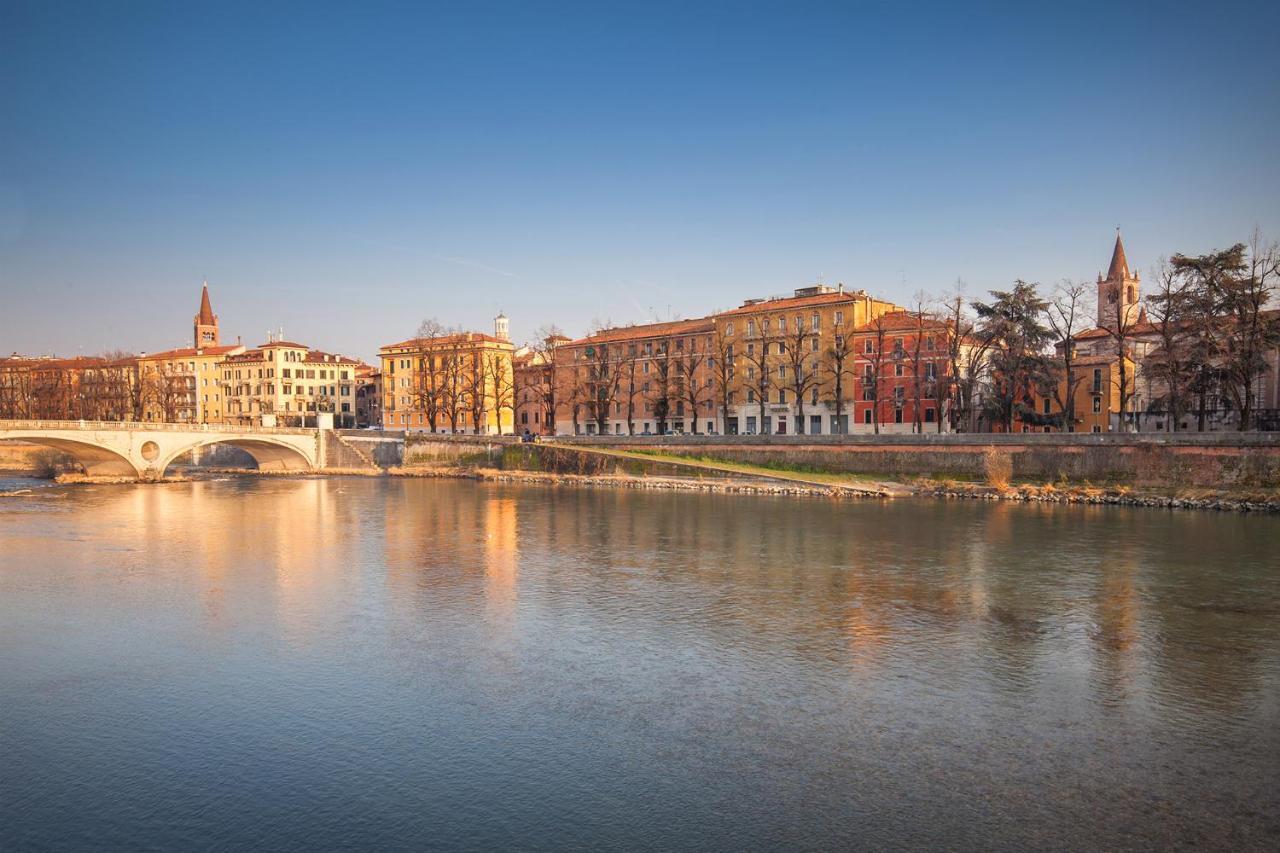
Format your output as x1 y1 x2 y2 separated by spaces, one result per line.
552 434 1280 488
402 434 516 468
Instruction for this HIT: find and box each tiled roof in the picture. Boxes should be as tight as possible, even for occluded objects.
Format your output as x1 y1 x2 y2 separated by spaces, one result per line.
139 345 243 360
565 317 713 347
715 290 887 317
850 311 950 333
379 332 511 352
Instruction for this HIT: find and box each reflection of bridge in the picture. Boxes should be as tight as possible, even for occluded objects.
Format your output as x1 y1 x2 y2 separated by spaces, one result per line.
0 420 325 479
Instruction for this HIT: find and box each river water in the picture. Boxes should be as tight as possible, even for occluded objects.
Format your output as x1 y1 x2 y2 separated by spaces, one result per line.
1 477 1277 851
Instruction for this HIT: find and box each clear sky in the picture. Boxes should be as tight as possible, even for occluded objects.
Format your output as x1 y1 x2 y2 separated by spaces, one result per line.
2 1 1277 362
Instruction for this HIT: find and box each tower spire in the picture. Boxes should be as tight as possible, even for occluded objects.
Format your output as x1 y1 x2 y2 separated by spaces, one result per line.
1107 230 1130 282
194 279 220 347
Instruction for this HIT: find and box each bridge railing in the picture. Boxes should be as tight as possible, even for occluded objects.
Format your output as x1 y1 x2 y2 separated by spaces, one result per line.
0 419 320 435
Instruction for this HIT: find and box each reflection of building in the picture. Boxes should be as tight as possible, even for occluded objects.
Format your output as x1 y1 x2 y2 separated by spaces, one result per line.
221 340 360 427
380 316 516 433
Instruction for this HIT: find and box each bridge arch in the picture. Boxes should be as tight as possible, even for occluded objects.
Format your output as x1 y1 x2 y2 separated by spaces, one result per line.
158 436 315 476
0 435 139 477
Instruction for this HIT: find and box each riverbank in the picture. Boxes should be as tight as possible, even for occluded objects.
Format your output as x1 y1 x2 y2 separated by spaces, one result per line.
20 464 1278 511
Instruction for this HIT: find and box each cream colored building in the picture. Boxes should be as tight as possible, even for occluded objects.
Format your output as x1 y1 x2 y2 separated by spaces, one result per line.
221 341 359 427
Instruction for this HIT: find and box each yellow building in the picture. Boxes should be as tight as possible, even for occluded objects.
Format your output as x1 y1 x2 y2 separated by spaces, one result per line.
380 321 516 433
221 341 360 427
1028 353 1137 433
711 284 903 434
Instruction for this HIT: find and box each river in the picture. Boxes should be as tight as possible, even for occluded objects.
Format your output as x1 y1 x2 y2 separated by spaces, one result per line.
1 477 1278 851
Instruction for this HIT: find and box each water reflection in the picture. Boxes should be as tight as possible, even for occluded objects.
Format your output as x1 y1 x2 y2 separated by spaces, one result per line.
1 478 1277 851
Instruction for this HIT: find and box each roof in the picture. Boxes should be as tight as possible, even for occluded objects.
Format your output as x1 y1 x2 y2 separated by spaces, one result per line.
1073 322 1158 340
139 344 243 360
259 341 310 349
196 282 216 324
379 332 512 352
565 317 713 347
1106 233 1131 281
0 355 138 371
301 350 359 365
850 311 950 334
715 289 886 317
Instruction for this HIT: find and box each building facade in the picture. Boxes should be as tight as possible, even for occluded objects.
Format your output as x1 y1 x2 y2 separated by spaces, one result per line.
552 318 716 436
711 285 904 435
221 341 359 427
380 321 516 433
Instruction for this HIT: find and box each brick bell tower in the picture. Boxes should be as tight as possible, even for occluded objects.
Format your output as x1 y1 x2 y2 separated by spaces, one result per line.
1097 231 1142 330
194 280 220 348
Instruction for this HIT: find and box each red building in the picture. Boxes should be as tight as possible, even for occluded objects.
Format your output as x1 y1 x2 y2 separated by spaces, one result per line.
850 311 954 432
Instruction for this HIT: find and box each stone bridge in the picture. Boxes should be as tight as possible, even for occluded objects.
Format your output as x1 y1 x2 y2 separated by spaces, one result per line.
0 420 328 479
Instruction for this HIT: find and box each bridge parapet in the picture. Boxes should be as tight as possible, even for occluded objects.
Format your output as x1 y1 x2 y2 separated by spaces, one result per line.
0 419 320 436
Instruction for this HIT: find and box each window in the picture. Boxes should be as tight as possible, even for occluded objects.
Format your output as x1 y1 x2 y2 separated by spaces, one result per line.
726 344 734 359
810 388 818 405
777 389 786 404
926 336 935 351
895 364 904 377
811 338 819 352
864 339 874 354
747 389 755 403
1093 397 1102 414
834 310 844 326
747 320 756 337
811 313 820 330
725 322 734 336
1042 398 1051 415
1093 369 1103 393
924 362 937 380
864 409 872 424
925 408 935 422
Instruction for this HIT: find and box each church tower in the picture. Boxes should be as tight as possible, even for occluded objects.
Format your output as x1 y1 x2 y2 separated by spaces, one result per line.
194 280 220 348
494 312 510 342
1096 232 1142 330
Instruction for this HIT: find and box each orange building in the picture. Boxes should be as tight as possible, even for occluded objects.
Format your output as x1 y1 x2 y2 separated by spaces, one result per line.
553 318 716 435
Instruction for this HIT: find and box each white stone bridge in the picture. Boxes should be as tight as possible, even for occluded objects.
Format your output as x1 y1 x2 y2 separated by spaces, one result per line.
0 420 331 479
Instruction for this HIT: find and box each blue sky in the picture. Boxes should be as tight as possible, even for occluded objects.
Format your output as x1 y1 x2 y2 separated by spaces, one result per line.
2 1 1277 362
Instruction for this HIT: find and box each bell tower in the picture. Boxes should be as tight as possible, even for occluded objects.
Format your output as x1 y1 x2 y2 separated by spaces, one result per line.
1097 231 1142 330
194 280 220 348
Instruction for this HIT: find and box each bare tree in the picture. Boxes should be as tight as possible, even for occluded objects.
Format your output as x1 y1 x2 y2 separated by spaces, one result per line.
706 324 737 435
464 350 491 434
739 322 777 434
820 314 856 434
487 351 515 434
859 314 892 434
1045 279 1093 431
781 315 821 433
675 335 710 433
940 285 992 433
